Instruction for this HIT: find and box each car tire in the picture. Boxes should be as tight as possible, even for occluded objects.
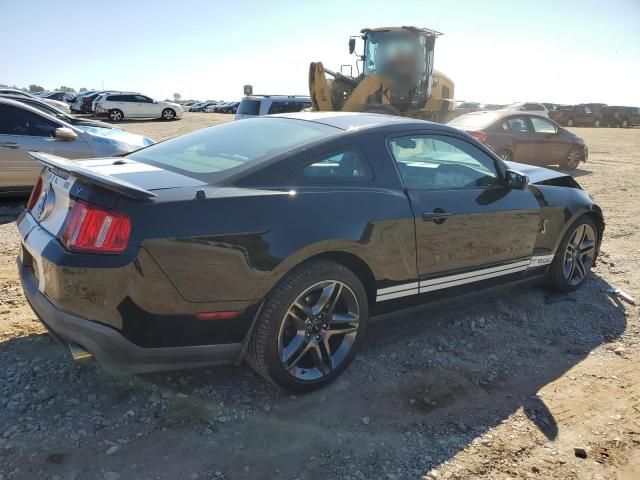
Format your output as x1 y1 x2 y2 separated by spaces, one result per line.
547 216 598 293
109 109 123 122
567 118 574 127
621 119 629 128
561 148 582 170
162 108 176 121
594 119 600 128
498 149 514 162
246 260 368 392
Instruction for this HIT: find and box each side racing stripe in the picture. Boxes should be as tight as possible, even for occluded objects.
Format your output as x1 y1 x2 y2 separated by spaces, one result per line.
375 255 554 302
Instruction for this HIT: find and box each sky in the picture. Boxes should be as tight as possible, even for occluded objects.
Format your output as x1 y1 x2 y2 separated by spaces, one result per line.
2 0 639 105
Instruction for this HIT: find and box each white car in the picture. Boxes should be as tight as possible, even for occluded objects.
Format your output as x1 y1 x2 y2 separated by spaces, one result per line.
94 93 183 121
499 102 549 118
0 88 71 113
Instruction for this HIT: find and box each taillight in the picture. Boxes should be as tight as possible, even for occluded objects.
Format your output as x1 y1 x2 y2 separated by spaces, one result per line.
468 131 488 143
61 200 131 253
27 177 43 211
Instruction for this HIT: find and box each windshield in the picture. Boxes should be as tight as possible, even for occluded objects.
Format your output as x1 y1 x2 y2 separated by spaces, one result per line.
126 117 338 181
364 31 426 77
448 112 499 130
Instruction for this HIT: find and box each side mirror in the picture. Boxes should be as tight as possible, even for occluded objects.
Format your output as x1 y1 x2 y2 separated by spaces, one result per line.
505 169 529 189
55 127 78 141
348 38 356 54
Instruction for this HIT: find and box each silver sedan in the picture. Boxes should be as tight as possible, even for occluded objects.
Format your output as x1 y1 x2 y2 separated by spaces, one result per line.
0 97 154 194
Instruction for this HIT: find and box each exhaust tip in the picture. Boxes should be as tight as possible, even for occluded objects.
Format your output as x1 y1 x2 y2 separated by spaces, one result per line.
68 343 93 362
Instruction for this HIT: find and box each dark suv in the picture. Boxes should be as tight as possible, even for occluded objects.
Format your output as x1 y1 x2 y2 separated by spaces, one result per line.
549 105 602 127
600 106 640 128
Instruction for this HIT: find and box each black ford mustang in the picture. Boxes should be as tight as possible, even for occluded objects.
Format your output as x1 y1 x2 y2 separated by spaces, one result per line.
17 112 604 391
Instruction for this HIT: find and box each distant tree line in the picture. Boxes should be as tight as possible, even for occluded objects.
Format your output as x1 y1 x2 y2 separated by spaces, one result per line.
0 83 84 93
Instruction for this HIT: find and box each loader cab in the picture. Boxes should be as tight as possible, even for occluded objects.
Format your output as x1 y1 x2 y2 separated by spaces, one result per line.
358 27 439 111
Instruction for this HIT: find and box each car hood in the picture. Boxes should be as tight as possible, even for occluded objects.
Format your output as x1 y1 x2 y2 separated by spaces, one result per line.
159 101 181 108
77 125 154 151
504 161 570 184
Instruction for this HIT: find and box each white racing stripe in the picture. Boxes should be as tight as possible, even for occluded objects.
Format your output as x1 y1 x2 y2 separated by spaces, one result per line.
376 255 554 302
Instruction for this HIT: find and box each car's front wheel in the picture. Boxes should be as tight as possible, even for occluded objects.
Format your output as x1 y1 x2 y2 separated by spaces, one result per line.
498 149 513 162
109 109 123 122
547 216 598 292
561 148 582 170
246 260 368 391
162 108 176 120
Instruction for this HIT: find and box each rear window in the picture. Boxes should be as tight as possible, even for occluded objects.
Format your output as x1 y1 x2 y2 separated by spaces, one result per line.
237 99 260 116
448 112 499 130
268 101 310 114
126 117 338 182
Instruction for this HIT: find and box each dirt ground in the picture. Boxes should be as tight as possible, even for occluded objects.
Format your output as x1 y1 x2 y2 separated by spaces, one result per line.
0 114 639 480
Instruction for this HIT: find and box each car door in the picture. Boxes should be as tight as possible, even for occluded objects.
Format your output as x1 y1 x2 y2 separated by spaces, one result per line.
529 116 565 164
502 116 534 163
133 95 158 117
387 132 541 290
0 104 69 189
577 106 594 125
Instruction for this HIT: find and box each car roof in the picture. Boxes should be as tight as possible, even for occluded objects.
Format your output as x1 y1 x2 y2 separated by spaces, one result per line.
271 111 437 131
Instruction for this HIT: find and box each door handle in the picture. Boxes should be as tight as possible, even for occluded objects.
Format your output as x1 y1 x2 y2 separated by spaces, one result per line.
423 210 452 224
0 142 19 149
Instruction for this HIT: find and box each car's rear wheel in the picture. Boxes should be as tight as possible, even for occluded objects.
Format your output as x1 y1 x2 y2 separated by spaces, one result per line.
109 109 123 122
621 119 629 128
547 216 598 292
499 149 513 162
561 148 581 170
594 119 601 127
162 108 176 120
246 260 368 391
567 118 575 127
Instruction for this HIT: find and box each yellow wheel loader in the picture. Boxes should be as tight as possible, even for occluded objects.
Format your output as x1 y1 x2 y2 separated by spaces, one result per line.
309 26 455 122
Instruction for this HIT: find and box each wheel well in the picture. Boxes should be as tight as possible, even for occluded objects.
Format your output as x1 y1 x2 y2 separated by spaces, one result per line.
313 252 377 310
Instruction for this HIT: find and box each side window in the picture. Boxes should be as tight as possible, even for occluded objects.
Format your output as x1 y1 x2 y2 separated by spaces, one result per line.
268 101 307 114
530 117 557 134
302 146 373 183
0 105 58 137
387 135 499 190
583 106 593 114
107 95 121 102
504 117 530 133
135 95 152 103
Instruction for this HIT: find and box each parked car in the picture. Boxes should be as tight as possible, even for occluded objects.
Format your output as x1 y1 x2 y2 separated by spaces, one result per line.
69 90 97 113
0 94 116 129
600 106 640 128
448 111 588 170
0 88 71 113
38 91 76 103
549 104 602 127
17 112 603 391
94 93 183 121
190 101 220 112
0 97 153 195
235 95 311 120
499 102 549 118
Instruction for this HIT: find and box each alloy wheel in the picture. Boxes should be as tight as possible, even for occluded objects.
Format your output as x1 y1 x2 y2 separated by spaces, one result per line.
277 280 360 381
163 109 175 120
499 150 513 162
566 149 581 169
110 110 122 121
563 223 596 286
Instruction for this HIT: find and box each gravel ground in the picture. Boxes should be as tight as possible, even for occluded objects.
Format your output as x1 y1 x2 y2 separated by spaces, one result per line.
0 115 638 480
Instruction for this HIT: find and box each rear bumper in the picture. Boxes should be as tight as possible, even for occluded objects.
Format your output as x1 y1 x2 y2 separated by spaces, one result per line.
19 259 242 374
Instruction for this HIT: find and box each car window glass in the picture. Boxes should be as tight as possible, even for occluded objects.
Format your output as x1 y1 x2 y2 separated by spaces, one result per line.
530 117 557 134
583 106 592 114
505 117 530 133
0 104 58 137
388 135 499 190
268 101 309 114
237 99 260 115
135 95 151 103
302 146 372 183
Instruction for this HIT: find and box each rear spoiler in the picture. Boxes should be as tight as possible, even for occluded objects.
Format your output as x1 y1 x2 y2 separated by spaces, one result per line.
28 151 157 199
